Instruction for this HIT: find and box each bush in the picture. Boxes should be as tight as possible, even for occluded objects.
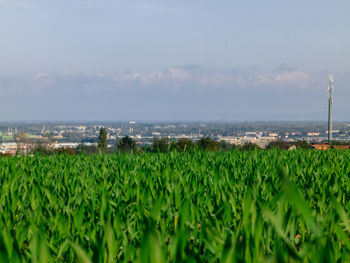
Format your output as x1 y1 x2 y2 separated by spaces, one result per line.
266 140 291 150
151 138 170 153
34 144 54 156
76 144 99 154
170 138 195 152
54 147 76 155
219 141 236 151
330 141 350 146
34 143 77 155
295 140 311 149
239 142 261 150
117 136 137 153
196 137 220 151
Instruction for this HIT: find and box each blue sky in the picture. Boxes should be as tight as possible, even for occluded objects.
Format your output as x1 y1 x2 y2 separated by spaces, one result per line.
1 0 350 121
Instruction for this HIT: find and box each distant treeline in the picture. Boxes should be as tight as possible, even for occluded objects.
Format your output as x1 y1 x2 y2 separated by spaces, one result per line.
2 130 349 157
26 137 315 156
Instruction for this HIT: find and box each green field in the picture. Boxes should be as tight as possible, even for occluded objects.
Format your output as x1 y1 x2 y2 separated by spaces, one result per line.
1 150 350 262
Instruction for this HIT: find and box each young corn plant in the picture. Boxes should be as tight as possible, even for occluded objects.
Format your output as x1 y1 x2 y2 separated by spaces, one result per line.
0 149 350 261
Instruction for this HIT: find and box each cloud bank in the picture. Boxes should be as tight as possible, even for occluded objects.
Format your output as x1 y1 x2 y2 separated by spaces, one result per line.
111 66 312 91
0 66 349 121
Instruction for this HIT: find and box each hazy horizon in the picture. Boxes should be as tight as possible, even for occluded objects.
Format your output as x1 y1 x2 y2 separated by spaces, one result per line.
1 0 349 121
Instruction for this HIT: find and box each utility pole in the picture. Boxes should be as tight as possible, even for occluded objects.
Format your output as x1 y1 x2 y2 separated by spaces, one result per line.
328 74 334 142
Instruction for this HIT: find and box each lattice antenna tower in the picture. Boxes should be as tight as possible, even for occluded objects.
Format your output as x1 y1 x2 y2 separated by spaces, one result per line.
328 74 334 142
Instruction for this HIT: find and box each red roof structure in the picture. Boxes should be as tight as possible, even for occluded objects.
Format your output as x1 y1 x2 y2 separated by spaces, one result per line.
333 145 350 150
311 144 330 150
311 143 350 150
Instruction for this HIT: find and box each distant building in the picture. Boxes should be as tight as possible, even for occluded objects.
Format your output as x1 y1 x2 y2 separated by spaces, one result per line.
333 145 350 150
326 130 340 134
53 133 64 139
288 145 297 150
0 143 18 155
307 132 320 136
27 134 43 140
245 132 258 137
218 135 276 148
311 144 330 150
311 144 350 150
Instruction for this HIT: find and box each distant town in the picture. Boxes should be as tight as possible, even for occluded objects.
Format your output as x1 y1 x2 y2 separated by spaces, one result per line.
1 121 350 155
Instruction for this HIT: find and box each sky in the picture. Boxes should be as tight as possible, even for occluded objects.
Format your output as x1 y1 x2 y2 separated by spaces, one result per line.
0 0 350 121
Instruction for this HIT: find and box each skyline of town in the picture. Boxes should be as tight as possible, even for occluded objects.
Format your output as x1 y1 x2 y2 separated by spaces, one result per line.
1 121 350 154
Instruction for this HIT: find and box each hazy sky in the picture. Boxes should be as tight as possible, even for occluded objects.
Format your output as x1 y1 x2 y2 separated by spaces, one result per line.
1 0 350 121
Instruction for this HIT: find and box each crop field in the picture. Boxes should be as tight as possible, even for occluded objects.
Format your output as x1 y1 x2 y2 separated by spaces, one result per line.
1 150 350 262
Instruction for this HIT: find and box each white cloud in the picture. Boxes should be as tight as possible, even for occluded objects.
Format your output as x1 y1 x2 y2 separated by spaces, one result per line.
34 72 50 79
95 72 106 78
0 67 319 99
61 69 76 77
256 70 310 88
112 67 313 90
113 67 192 88
274 71 309 81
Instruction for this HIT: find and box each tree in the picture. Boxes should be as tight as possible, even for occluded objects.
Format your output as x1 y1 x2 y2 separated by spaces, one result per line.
239 142 261 151
76 144 98 155
219 141 236 151
117 136 137 153
151 138 169 153
34 141 53 156
329 140 350 146
170 138 195 152
54 147 76 155
98 127 107 152
295 140 310 149
266 140 290 150
196 137 220 151
14 132 35 156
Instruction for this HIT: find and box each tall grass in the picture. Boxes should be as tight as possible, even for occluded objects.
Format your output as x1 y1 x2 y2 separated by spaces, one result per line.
0 149 350 262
